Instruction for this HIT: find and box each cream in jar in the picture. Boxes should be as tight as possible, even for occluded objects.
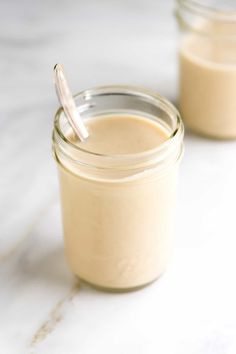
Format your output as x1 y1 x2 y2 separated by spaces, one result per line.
176 0 236 138
53 86 184 291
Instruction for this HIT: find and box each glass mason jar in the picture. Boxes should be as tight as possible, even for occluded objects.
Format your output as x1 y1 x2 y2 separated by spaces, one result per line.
52 85 184 292
176 0 236 139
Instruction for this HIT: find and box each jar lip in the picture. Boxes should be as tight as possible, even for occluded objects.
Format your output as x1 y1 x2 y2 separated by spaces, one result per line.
54 85 184 162
176 0 236 20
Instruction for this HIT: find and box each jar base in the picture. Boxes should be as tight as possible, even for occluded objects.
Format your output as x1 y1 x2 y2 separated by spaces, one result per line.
77 274 164 293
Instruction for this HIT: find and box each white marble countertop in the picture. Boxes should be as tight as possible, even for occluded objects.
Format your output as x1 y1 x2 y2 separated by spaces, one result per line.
1 1 236 353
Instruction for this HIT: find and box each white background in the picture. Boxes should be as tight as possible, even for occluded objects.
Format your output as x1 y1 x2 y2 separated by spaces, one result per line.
1 0 236 353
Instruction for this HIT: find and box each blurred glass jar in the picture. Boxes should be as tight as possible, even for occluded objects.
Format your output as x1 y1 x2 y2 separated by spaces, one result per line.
176 0 236 139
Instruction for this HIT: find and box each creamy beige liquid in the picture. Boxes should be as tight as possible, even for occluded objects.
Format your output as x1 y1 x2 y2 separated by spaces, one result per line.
179 25 236 138
76 114 167 154
58 114 178 290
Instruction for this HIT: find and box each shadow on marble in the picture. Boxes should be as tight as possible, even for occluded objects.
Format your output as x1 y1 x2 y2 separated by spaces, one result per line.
19 246 73 289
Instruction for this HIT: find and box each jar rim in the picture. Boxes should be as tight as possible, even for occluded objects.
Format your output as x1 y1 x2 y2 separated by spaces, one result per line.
176 0 236 21
53 85 184 164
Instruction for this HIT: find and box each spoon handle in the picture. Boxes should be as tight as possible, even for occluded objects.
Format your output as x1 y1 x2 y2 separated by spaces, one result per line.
54 64 89 141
